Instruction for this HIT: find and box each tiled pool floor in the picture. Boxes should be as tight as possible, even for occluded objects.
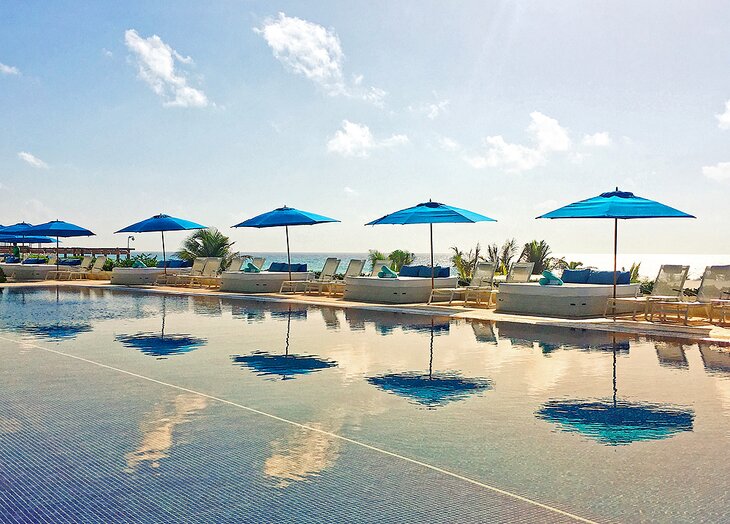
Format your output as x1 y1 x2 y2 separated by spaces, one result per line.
0 335 585 523
2 287 730 523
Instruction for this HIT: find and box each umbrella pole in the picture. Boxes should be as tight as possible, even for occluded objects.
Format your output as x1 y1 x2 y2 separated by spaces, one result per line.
430 223 435 289
612 218 618 311
161 230 166 275
285 225 292 282
56 236 59 273
429 318 434 379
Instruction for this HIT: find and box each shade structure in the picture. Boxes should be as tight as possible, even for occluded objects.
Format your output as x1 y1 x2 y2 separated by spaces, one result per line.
232 206 339 281
0 222 34 234
27 220 95 273
231 305 336 380
537 189 695 304
0 234 57 244
535 339 694 445
365 200 496 288
115 214 206 274
366 320 492 408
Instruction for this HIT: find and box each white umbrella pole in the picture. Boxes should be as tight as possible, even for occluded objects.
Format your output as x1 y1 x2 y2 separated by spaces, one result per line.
430 223 435 289
285 225 292 282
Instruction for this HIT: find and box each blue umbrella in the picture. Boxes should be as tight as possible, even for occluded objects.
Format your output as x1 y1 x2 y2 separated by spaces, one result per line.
537 189 695 302
115 214 206 274
232 206 339 281
27 220 95 272
0 234 58 244
0 222 34 234
366 200 496 288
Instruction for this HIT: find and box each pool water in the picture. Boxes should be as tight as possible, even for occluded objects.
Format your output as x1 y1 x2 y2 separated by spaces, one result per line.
1 287 729 523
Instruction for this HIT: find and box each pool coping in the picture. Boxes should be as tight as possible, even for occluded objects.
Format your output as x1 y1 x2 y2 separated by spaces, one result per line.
3 280 729 343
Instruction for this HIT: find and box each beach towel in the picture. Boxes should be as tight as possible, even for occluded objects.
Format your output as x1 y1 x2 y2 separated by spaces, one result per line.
539 269 563 286
378 266 397 278
243 262 261 273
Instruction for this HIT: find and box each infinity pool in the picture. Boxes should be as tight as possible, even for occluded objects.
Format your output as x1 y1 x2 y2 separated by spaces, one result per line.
1 286 728 523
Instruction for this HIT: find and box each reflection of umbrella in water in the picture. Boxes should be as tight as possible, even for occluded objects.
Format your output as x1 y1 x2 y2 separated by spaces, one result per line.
115 300 205 358
20 323 93 340
232 306 336 380
367 319 491 408
536 340 694 445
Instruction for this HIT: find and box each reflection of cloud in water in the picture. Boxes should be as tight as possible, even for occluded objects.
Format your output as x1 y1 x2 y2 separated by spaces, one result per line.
0 417 22 434
125 394 208 473
264 422 341 488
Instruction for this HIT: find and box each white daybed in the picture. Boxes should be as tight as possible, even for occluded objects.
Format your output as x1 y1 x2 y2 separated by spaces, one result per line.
219 271 314 293
2 263 69 281
111 267 190 286
343 276 459 304
495 282 640 318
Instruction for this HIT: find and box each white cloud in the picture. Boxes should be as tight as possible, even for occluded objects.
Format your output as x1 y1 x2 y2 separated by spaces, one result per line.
344 186 357 196
102 48 113 58
124 29 209 108
327 120 408 158
17 152 48 169
528 111 571 152
464 135 545 172
438 136 461 152
716 100 730 130
255 13 386 106
582 132 612 147
702 161 730 181
0 62 19 75
410 98 450 119
465 112 577 173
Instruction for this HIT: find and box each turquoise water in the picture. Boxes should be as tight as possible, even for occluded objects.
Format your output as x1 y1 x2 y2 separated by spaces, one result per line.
1 287 729 522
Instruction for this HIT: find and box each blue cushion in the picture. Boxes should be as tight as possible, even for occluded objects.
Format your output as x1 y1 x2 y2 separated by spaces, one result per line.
438 266 450 278
561 268 592 284
586 270 631 285
22 258 43 264
5 256 20 263
60 259 81 266
156 261 165 268
418 266 434 278
399 265 419 277
268 262 282 272
182 260 193 268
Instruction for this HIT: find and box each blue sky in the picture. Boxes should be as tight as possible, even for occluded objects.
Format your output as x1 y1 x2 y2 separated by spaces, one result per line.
2 1 729 255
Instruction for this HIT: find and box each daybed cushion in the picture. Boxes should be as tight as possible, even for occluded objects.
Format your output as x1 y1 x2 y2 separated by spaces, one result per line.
400 265 450 278
561 268 591 284
4 256 20 263
22 258 44 264
268 262 307 272
59 259 81 266
156 259 191 269
586 270 631 285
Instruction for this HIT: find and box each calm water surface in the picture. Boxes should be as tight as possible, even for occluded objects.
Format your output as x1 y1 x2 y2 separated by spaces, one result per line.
0 286 728 523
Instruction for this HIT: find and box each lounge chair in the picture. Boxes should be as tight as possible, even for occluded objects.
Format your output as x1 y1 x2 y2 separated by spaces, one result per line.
228 256 246 272
370 260 392 277
484 262 536 310
322 259 366 296
429 262 496 305
280 257 340 293
188 257 223 288
605 264 689 319
48 256 93 281
651 265 730 325
710 291 730 324
67 256 107 280
162 257 207 286
251 257 266 270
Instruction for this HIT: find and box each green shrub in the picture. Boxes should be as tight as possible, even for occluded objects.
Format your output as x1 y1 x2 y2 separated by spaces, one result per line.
0 267 5 283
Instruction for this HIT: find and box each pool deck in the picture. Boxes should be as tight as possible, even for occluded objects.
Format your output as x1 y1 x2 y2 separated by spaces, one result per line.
3 280 729 343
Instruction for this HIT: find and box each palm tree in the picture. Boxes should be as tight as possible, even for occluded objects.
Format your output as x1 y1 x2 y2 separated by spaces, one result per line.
367 249 388 272
177 228 236 268
450 243 483 283
388 249 415 271
552 258 583 270
499 238 519 275
519 240 553 274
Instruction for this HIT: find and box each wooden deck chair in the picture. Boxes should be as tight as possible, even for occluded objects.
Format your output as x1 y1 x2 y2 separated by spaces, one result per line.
605 264 689 319
280 257 340 293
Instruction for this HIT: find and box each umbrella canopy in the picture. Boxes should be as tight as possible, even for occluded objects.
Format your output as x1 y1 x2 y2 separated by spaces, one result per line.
0 234 57 244
365 200 496 288
27 220 94 238
366 320 492 408
231 305 336 380
26 220 95 273
536 339 694 445
232 206 339 281
0 222 34 234
115 214 206 273
537 189 695 303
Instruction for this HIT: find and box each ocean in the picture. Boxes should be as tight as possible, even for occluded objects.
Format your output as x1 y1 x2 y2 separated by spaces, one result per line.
144 251 729 280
